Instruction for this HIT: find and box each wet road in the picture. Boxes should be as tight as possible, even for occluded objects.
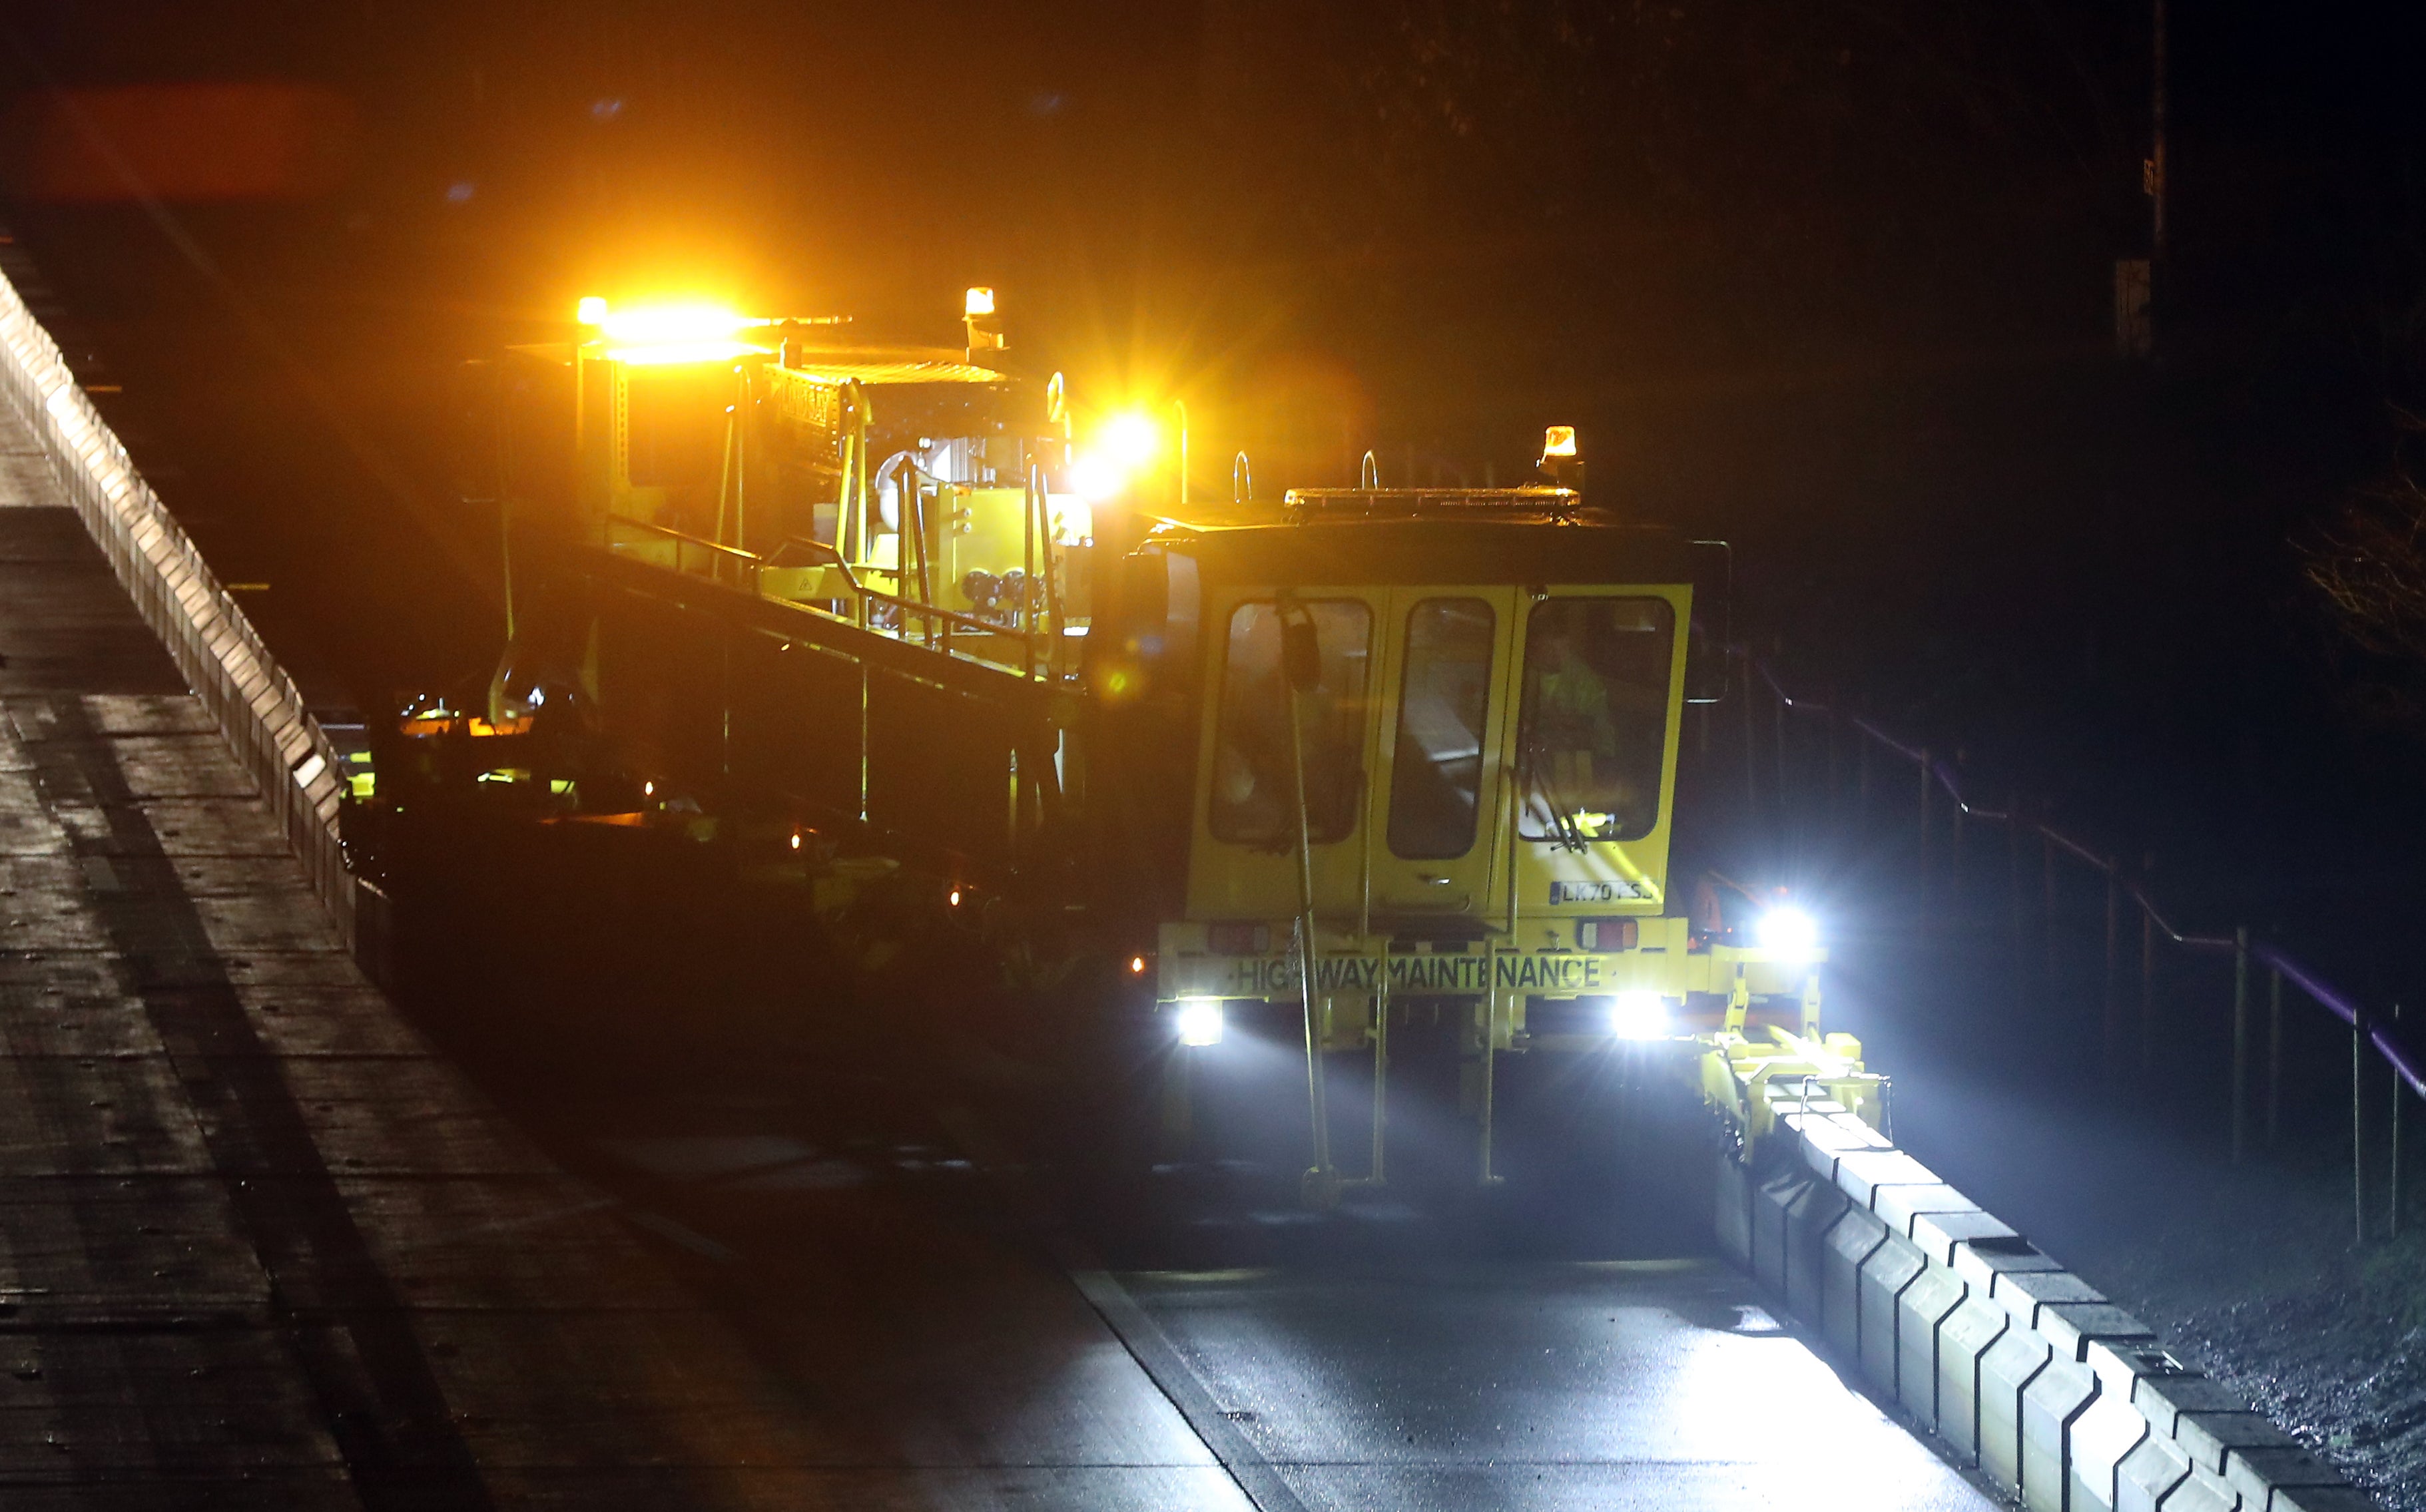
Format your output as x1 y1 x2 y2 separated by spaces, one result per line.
1125 1261 1991 1511
556 1089 1998 1512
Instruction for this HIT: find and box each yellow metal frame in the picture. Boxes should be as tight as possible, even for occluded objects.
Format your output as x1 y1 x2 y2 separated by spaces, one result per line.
1159 569 1833 1189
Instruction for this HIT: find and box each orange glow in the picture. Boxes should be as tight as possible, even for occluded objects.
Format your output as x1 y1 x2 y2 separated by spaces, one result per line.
7 83 355 203
589 302 770 366
1069 410 1163 501
1099 412 1159 469
605 339 766 366
1129 955 1147 975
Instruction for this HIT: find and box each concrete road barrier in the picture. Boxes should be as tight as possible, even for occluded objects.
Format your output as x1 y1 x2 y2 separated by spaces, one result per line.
1857 1228 1927 1396
1751 1166 1803 1294
0 254 356 947
1783 1177 1850 1320
1715 1148 1754 1268
2070 1389 2151 1510
2020 1353 2100 1512
1821 1204 1888 1360
1937 1290 2012 1465
1895 1263 1968 1433
1723 1075 2379 1511
1980 1324 2054 1490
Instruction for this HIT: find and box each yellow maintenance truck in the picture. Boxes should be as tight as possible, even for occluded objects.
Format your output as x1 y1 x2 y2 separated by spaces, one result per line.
415 290 1881 1202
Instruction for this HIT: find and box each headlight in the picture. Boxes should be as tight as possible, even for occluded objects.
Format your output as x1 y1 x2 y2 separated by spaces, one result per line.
1175 998 1225 1048
1757 905 1819 961
1610 989 1668 1041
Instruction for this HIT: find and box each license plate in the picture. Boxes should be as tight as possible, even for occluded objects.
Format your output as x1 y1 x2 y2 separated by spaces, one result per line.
1550 880 1644 904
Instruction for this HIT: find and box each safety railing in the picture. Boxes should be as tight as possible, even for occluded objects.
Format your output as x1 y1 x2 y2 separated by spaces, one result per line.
1734 646 2423 1243
602 514 1051 676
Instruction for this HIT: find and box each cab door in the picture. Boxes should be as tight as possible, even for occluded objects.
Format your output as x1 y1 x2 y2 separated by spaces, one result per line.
1186 586 1389 922
1364 588 1518 924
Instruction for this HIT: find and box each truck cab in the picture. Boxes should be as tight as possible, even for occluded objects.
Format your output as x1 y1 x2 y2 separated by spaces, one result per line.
1135 490 1823 1191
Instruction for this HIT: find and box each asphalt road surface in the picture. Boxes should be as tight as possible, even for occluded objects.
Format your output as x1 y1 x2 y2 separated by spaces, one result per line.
1122 1259 1995 1512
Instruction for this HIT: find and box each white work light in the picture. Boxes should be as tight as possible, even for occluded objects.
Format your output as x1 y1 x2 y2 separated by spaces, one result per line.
1175 998 1226 1048
1610 989 1668 1041
1757 905 1820 961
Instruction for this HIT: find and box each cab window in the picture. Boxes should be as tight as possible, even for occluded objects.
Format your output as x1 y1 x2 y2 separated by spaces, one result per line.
1516 598 1673 844
1209 600 1371 847
1386 597 1495 860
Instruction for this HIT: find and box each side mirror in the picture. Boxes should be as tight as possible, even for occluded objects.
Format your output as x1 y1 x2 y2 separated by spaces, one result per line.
1685 539 1732 704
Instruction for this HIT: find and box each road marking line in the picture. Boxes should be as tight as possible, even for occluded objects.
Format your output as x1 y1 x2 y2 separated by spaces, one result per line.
1065 1266 1315 1512
930 1103 1312 1512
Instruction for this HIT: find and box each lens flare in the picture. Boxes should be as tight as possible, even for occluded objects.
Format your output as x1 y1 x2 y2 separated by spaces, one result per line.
1610 989 1668 1040
1099 411 1159 469
1175 999 1225 1047
1757 906 1820 960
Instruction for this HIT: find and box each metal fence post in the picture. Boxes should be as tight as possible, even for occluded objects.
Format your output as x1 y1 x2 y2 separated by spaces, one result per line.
1951 801 1966 921
2355 1005 2370 1246
2393 1003 2405 1240
2267 967 2283 1147
2230 927 2248 1165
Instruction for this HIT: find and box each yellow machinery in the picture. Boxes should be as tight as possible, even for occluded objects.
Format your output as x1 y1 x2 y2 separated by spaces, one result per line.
434 289 1881 1203
1127 477 1882 1200
493 290 1093 690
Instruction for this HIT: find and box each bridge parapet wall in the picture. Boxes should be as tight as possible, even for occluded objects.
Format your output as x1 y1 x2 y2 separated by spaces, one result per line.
0 258 355 946
1717 1095 2377 1511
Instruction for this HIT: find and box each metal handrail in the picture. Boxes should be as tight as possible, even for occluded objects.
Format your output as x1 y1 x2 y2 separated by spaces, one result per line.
606 512 758 564
607 513 1042 666
1734 643 2423 1103
2260 943 2426 1100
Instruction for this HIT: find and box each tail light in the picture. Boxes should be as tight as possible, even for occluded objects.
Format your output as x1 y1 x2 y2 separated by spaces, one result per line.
1579 918 1638 951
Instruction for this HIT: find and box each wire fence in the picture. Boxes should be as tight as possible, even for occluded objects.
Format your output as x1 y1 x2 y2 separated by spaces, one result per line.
1733 646 2422 1244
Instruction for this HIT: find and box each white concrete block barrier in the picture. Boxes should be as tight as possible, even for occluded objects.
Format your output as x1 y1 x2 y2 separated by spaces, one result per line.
0 254 356 947
1726 1091 2377 1511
